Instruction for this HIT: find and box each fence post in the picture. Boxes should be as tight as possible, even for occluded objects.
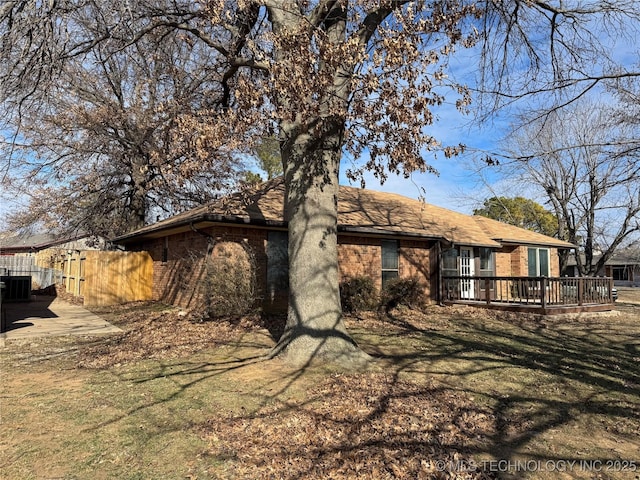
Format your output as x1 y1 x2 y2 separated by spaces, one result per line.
541 277 547 309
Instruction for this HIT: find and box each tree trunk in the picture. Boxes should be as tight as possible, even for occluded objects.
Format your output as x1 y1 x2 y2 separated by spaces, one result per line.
270 128 370 367
128 156 149 231
265 1 370 366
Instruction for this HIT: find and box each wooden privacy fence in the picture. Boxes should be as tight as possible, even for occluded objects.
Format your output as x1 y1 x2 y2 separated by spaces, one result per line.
35 249 153 307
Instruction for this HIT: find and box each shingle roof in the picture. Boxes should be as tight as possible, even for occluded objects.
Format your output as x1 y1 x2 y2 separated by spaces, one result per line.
336 185 500 247
113 178 574 249
0 232 98 252
566 247 640 267
0 233 58 249
472 215 574 248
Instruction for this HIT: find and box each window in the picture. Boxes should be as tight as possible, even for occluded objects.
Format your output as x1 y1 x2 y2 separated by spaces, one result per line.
612 266 629 281
442 248 458 277
527 247 550 276
479 247 494 276
381 240 399 286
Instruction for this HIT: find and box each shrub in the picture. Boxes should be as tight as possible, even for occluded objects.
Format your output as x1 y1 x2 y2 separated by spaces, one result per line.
380 277 424 312
205 241 258 318
340 276 378 314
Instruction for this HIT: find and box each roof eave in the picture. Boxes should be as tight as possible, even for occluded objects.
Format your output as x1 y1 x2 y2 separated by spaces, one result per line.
114 215 459 245
337 225 445 242
496 238 576 249
116 215 566 249
112 214 288 244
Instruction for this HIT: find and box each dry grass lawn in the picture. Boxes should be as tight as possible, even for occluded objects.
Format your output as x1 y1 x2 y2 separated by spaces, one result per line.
1 289 639 479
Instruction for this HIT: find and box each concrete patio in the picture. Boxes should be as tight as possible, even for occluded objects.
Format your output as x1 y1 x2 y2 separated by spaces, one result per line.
1 295 122 342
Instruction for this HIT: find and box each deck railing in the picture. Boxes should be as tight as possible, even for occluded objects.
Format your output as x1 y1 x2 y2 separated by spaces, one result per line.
442 276 615 308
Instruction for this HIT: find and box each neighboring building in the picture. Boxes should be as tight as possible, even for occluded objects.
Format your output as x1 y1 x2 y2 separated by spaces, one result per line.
564 247 640 287
0 232 107 256
113 178 575 312
605 252 640 287
0 233 109 291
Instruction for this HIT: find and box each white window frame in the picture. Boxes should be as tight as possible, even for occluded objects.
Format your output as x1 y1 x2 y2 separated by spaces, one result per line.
459 247 475 299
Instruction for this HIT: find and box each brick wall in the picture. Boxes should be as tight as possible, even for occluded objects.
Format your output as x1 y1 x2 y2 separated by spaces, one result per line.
549 248 561 277
399 239 436 302
512 246 527 276
337 235 381 287
337 236 437 303
130 229 439 312
495 245 518 276
130 226 568 313
131 225 268 311
515 246 562 277
495 245 562 278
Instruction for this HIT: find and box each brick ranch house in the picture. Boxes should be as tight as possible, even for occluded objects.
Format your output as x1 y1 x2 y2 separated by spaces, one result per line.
113 178 582 314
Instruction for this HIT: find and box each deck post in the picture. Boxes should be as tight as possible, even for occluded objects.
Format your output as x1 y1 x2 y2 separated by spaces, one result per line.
609 277 614 303
485 278 491 304
578 278 584 306
541 277 547 308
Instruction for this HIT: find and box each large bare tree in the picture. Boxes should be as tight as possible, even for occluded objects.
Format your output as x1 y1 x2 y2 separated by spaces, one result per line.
2 1 639 364
0 4 245 237
499 100 640 276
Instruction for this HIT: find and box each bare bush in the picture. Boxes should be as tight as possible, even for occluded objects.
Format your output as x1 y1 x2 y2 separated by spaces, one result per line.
204 241 258 319
339 276 378 315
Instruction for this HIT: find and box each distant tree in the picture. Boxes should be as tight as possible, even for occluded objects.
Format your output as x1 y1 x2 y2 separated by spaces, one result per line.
241 137 283 185
474 197 559 238
243 171 264 185
255 137 283 181
498 100 640 276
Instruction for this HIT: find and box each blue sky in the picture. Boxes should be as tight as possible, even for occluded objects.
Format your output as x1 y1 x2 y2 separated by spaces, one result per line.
2 8 637 232
338 134 500 215
344 12 640 216
338 49 511 215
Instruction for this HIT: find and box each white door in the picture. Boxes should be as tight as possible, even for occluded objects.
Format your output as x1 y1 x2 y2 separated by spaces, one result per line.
460 248 475 299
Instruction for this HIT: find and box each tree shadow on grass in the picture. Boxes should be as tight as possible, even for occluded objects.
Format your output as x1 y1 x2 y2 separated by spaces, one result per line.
31 303 638 479
68 318 499 478
360 308 640 474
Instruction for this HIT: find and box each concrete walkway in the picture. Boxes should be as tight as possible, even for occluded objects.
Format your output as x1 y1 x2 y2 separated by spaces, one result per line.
1 295 122 341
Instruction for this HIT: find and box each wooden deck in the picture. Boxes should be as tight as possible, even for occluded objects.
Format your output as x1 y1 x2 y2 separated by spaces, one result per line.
442 275 616 315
